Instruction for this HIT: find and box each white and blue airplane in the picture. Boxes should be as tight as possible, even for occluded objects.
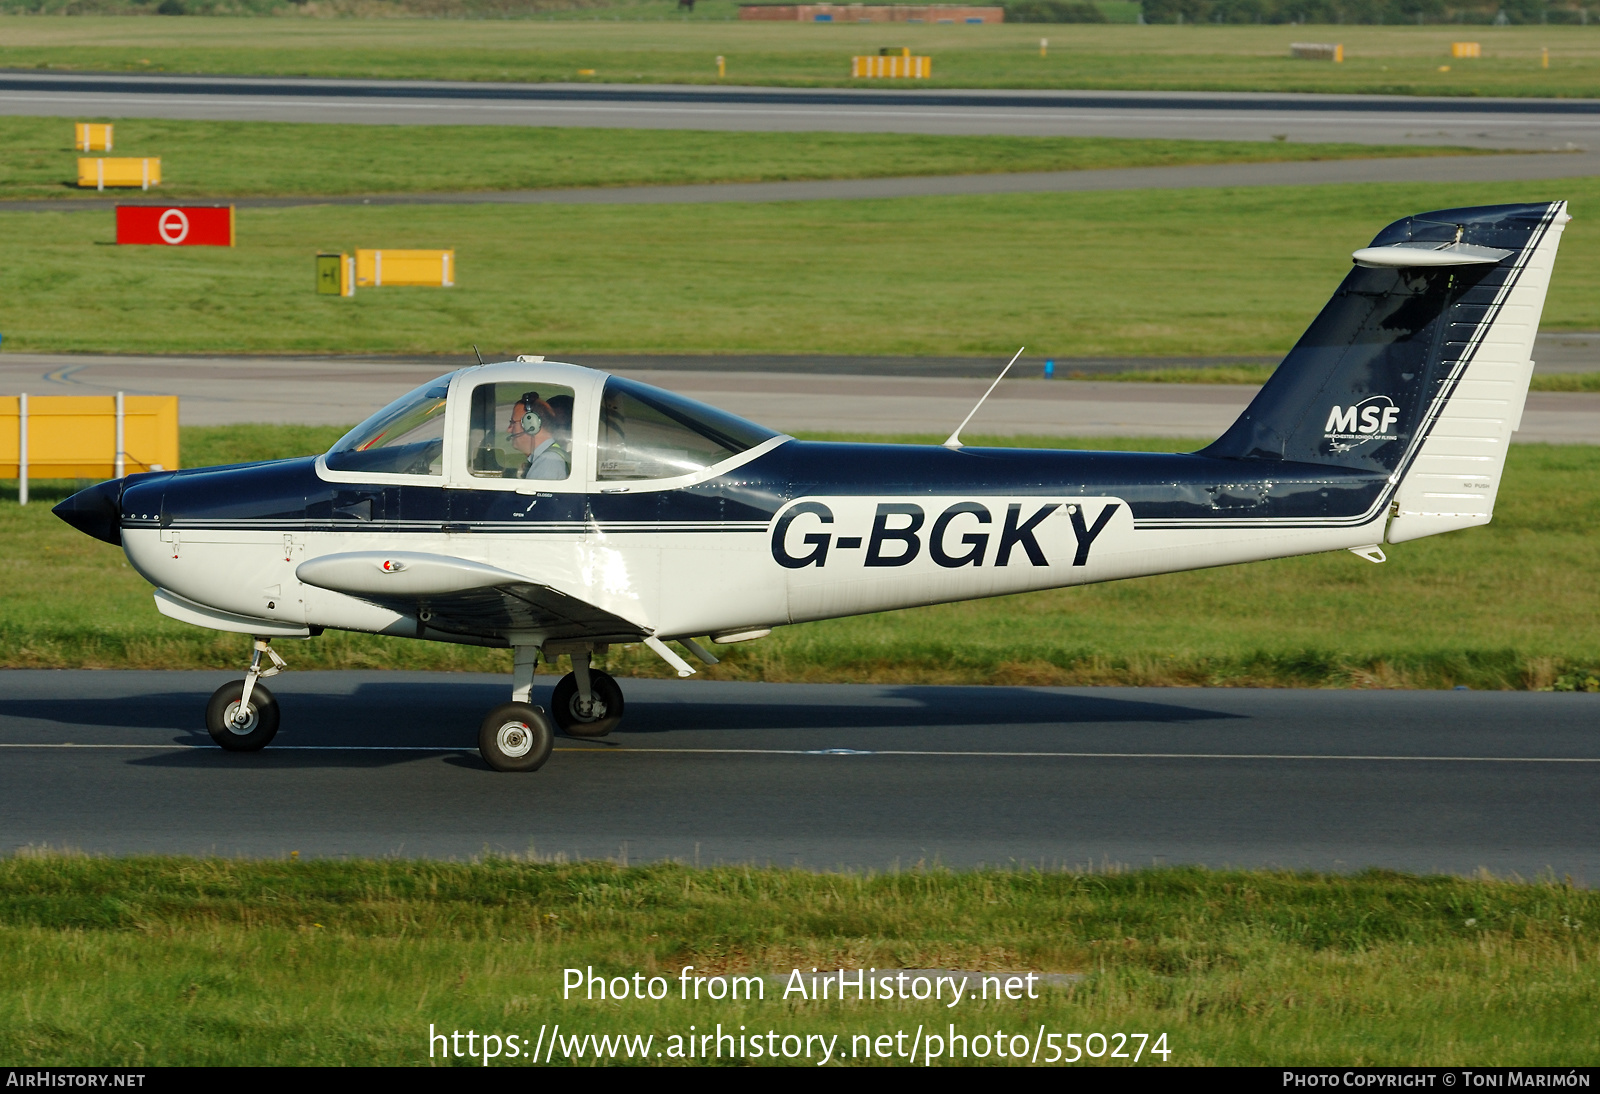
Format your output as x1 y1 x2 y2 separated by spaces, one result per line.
55 200 1569 771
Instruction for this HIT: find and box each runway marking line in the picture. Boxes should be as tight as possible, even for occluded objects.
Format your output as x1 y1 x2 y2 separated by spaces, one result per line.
2 743 1598 763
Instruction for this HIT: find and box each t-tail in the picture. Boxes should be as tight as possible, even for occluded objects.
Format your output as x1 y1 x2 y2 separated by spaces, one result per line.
1202 200 1569 543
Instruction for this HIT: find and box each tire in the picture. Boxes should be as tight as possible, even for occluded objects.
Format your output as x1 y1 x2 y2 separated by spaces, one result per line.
205 679 280 752
550 670 625 738
478 703 555 772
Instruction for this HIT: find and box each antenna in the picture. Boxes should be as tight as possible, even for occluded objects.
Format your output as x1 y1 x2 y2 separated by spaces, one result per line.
943 346 1025 450
472 344 484 365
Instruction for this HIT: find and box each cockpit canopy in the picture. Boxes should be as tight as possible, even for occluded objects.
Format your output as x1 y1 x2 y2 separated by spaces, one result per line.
324 365 782 484
596 375 777 480
325 372 457 477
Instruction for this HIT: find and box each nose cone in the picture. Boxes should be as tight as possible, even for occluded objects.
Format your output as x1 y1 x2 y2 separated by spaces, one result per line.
53 478 125 545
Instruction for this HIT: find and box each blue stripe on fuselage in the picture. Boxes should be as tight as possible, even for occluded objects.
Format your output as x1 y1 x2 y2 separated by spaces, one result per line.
119 442 1388 534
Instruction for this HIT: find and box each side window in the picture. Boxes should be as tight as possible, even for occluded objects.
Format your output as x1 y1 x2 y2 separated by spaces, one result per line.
467 382 575 482
597 377 779 481
326 375 454 476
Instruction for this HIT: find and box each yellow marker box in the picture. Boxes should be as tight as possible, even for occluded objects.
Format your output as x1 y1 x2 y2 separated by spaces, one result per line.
77 157 161 191
851 54 931 78
74 123 113 152
0 395 178 480
355 249 456 288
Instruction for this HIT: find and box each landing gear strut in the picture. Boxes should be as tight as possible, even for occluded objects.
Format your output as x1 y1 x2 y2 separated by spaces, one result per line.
478 645 555 772
205 637 286 752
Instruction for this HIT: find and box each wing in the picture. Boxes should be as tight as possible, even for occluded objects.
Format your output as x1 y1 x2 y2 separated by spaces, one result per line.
295 551 647 645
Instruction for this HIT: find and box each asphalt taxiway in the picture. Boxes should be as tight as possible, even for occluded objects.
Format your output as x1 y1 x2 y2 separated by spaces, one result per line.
4 347 1599 441
1 671 1594 877
3 73 1599 149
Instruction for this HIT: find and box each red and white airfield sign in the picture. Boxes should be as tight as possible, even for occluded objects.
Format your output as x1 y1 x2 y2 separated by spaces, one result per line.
116 205 235 247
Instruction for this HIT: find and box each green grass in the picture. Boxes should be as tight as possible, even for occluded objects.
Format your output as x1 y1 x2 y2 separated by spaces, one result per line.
1 178 1595 358
2 18 1598 96
0 0 746 16
1063 365 1280 383
0 854 1596 1065
0 116 1480 202
0 0 754 19
1531 372 1600 392
7 424 1600 690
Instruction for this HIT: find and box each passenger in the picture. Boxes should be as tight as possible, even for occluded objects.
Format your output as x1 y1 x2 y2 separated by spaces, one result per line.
507 391 570 480
545 393 575 451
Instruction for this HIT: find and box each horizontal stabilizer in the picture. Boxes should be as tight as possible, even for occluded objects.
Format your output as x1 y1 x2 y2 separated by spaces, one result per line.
1352 242 1513 268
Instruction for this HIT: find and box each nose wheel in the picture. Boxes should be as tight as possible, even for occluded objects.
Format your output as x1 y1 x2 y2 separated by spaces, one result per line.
205 679 280 751
205 637 286 752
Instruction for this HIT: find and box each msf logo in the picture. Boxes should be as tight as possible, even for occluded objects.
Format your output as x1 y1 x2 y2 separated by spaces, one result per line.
1324 395 1401 454
771 500 1119 570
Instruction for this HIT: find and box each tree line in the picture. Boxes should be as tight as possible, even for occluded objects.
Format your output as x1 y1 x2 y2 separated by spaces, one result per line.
1005 0 1590 22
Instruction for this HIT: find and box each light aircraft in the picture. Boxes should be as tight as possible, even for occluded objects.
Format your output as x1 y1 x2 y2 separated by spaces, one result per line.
55 201 1568 771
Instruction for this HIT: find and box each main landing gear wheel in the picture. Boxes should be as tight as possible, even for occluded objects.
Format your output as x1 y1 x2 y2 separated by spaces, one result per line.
205 680 280 752
550 670 625 738
479 703 555 772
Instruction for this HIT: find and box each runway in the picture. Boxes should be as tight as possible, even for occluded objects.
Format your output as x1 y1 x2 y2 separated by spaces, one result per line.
3 347 1599 441
3 72 1599 149
1 670 1595 877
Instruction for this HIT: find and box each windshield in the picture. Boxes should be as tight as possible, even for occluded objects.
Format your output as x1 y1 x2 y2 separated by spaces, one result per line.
597 376 780 480
325 371 459 476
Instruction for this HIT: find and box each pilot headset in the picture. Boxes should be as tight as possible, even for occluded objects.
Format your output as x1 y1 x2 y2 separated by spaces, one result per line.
514 391 542 436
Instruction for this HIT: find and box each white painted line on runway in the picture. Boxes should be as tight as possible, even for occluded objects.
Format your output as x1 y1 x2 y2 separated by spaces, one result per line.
0 743 461 750
568 747 1600 762
5 742 1597 762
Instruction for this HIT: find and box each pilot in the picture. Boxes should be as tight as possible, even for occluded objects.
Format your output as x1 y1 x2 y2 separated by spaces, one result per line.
508 391 570 480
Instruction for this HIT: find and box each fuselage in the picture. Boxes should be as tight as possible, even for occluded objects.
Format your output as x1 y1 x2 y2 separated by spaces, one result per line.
114 437 1390 646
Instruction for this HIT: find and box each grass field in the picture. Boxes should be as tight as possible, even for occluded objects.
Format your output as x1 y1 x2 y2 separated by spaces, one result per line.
1 18 1597 96
0 116 1477 202
1 855 1595 1065
6 425 1599 690
0 179 1594 357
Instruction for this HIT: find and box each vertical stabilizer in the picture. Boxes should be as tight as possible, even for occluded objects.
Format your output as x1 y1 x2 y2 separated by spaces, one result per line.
1201 201 1569 542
